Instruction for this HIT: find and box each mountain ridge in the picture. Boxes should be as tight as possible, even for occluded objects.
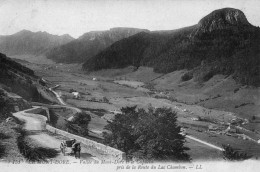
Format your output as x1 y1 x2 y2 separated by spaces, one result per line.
82 8 260 86
0 30 74 56
46 27 148 63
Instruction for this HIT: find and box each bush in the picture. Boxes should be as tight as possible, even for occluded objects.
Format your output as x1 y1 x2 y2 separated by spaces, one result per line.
144 82 155 90
72 112 91 125
69 89 76 93
16 128 59 162
103 97 109 103
222 144 252 161
181 72 193 81
70 112 91 136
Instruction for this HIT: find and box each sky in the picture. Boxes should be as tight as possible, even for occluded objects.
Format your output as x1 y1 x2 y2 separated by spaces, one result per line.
0 0 259 38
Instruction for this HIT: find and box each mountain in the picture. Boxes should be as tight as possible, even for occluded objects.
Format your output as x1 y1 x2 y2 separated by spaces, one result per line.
46 27 148 63
83 8 260 86
0 30 74 56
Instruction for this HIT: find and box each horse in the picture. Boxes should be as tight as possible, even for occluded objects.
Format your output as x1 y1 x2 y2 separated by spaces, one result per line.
72 142 81 159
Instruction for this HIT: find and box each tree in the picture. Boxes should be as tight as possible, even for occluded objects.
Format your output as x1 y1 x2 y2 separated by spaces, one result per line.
102 97 109 103
222 144 252 161
71 112 91 136
103 106 190 161
103 106 139 158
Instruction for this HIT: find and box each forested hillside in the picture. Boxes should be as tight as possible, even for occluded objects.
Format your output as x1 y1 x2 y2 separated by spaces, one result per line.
0 53 51 102
83 8 260 86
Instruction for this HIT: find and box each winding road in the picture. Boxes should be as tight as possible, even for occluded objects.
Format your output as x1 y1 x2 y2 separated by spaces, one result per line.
13 107 100 163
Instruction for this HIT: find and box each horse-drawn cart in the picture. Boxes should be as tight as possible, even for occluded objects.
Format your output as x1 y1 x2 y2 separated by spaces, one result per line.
60 139 81 158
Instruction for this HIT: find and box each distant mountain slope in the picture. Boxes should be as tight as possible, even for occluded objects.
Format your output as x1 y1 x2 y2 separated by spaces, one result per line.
0 30 74 56
83 8 260 86
46 27 148 63
0 53 55 103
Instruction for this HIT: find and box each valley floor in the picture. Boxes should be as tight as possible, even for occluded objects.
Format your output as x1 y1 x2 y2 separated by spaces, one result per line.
15 57 260 161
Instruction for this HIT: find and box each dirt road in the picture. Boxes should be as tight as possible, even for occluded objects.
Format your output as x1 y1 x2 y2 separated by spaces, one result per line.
49 85 81 120
186 135 224 151
13 107 100 163
49 85 66 105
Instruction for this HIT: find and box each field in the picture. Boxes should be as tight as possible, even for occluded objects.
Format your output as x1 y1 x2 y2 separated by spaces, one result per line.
185 138 222 161
11 55 54 65
18 59 260 160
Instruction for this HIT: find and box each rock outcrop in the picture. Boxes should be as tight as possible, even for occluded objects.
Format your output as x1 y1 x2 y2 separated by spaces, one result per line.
194 8 251 35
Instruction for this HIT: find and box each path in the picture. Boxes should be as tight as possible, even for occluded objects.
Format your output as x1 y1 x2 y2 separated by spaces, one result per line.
186 135 224 151
49 85 66 105
49 85 81 122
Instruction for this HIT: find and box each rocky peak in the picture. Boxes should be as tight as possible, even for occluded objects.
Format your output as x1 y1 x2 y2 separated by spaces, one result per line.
196 8 251 34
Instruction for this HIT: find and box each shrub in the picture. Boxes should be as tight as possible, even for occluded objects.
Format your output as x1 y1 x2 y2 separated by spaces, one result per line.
70 112 91 136
222 144 252 161
181 72 193 81
103 97 109 103
16 128 58 162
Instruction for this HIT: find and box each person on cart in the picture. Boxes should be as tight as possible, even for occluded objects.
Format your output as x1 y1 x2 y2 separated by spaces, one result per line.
60 139 76 156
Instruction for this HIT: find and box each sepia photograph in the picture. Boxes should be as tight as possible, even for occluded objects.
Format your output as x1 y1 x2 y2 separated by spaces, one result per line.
0 0 259 171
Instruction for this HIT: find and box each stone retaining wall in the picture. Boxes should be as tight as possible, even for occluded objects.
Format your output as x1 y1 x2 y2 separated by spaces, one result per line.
24 107 50 122
46 124 126 161
27 107 126 161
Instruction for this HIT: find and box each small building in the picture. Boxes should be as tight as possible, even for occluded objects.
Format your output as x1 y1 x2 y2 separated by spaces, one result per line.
230 117 244 125
225 125 238 133
39 78 46 86
208 125 220 132
93 77 97 81
72 92 80 99
183 109 188 112
191 117 199 121
109 110 121 115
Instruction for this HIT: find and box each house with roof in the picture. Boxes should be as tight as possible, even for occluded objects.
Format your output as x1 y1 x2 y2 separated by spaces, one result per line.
72 92 80 99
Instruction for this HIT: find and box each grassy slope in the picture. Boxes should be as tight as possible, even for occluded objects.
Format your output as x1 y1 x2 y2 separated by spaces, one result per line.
107 66 260 119
0 89 31 162
0 121 25 162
